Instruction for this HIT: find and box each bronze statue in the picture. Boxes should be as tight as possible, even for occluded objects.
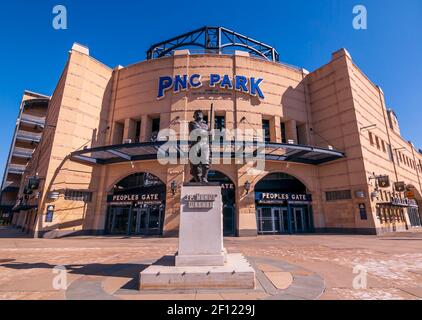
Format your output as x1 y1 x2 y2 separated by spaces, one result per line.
189 110 210 183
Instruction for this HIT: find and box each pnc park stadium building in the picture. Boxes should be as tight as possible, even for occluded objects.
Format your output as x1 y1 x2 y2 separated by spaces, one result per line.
1 26 422 238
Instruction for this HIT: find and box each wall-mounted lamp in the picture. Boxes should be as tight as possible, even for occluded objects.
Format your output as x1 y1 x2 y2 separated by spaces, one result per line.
171 180 177 196
244 180 251 194
170 116 181 126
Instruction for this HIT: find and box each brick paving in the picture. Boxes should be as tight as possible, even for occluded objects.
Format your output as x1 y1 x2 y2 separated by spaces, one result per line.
0 227 421 300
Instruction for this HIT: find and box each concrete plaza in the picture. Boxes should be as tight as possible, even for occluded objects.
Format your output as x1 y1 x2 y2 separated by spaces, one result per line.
0 227 421 300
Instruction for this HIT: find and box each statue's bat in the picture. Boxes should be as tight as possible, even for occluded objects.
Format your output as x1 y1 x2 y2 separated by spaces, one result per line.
209 103 215 142
209 103 215 133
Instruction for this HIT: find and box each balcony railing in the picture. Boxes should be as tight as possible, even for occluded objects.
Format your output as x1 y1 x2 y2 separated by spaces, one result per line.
16 130 42 143
8 164 26 175
20 113 46 127
12 147 34 159
4 180 20 188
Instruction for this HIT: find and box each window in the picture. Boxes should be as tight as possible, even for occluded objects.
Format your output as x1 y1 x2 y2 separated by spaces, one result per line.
151 118 160 133
64 190 92 202
135 121 141 143
369 132 374 145
214 116 225 130
280 121 287 143
381 140 386 153
326 190 352 201
387 144 394 162
375 136 380 150
151 117 160 141
262 119 270 143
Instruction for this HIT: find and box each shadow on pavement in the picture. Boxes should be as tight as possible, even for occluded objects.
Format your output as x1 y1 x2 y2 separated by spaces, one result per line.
0 227 32 239
0 261 149 289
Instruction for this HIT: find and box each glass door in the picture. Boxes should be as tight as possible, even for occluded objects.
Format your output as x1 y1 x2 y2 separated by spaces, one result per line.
257 207 274 233
292 207 305 233
131 208 148 234
223 205 236 236
272 208 281 233
109 207 130 234
147 206 163 235
279 208 289 233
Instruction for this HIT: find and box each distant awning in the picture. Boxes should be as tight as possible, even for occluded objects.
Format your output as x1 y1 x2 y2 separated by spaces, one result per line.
70 141 345 166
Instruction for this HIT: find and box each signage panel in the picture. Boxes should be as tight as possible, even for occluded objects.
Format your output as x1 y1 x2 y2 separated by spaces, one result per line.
157 74 265 100
107 193 163 206
256 192 312 205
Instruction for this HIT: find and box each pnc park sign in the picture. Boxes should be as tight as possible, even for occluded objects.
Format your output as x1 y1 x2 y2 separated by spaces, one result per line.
157 74 265 100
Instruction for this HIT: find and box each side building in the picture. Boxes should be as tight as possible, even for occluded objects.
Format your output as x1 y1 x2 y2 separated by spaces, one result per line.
0 91 49 226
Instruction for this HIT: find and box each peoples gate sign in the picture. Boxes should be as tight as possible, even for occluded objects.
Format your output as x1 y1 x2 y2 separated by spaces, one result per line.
157 74 265 100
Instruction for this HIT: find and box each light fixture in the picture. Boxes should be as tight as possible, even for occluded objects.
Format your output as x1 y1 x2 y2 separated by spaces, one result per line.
244 180 251 194
171 180 177 195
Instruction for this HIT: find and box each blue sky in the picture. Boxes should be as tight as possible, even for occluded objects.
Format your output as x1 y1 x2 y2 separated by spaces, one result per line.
0 0 421 178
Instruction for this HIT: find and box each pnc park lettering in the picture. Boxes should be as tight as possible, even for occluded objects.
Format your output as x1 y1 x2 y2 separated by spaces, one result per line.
157 74 265 100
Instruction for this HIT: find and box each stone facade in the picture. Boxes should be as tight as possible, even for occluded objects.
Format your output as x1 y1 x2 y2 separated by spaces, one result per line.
6 42 422 238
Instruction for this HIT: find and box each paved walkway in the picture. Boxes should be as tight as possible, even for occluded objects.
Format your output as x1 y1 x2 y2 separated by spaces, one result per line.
0 227 421 300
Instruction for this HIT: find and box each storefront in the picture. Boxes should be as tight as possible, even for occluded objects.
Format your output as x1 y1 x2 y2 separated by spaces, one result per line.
255 173 313 234
376 197 421 231
106 172 166 235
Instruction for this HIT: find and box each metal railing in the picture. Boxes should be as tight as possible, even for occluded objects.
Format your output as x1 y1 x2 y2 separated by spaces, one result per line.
12 147 34 159
16 130 42 143
8 164 26 175
20 113 46 127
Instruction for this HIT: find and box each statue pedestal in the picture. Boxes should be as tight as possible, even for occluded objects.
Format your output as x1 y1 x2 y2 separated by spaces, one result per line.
139 184 255 290
176 184 226 266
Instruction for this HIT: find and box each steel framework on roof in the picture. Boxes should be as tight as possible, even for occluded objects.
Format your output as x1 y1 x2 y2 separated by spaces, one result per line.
146 26 280 62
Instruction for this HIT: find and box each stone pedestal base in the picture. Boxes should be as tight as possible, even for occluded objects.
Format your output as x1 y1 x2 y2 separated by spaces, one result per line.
175 252 226 267
140 254 255 290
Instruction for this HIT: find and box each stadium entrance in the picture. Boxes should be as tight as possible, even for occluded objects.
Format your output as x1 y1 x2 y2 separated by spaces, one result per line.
255 173 314 234
106 172 166 236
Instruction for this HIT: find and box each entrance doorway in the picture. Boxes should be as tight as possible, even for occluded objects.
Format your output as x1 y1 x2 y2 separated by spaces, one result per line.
130 206 164 235
256 207 289 233
106 172 166 236
255 172 314 234
408 207 422 227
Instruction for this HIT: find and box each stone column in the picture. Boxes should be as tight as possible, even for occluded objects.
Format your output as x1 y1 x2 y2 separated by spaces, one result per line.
236 163 258 237
285 119 298 143
123 118 137 142
271 116 281 143
140 114 150 142
163 164 185 237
